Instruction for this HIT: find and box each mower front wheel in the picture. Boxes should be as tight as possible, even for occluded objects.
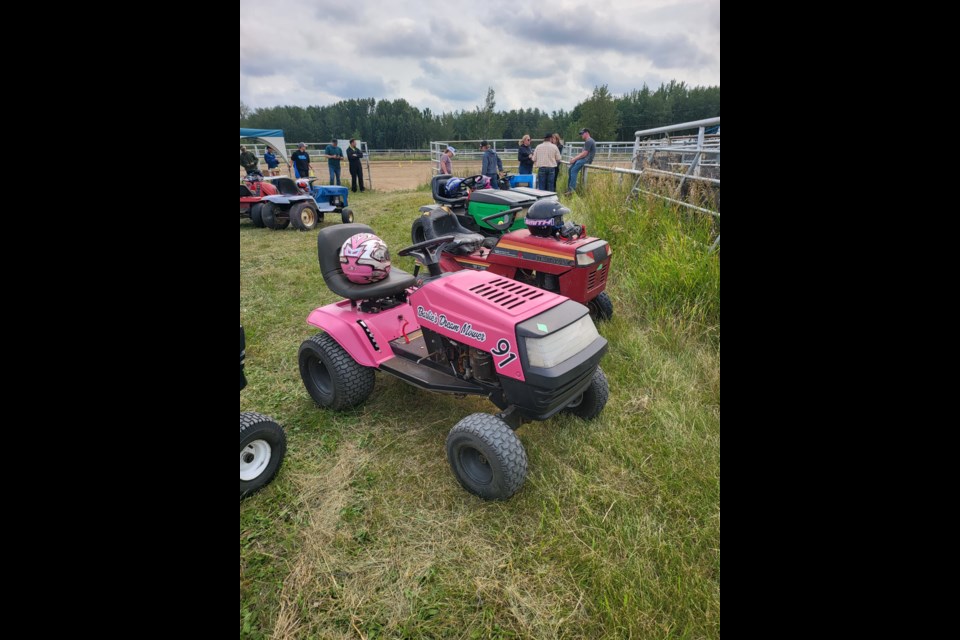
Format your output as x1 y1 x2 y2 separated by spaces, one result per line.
564 366 609 420
446 413 528 500
240 412 286 499
298 332 374 410
260 202 280 229
341 208 354 224
587 291 614 321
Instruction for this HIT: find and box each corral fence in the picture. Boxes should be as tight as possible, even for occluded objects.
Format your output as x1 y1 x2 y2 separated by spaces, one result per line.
561 117 721 252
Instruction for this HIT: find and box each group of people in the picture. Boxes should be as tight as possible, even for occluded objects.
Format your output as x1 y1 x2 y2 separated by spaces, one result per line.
241 140 367 192
515 129 595 194
471 129 596 195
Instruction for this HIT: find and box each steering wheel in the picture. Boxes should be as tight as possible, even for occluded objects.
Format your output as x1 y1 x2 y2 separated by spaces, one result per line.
397 234 457 268
460 175 483 190
480 207 523 233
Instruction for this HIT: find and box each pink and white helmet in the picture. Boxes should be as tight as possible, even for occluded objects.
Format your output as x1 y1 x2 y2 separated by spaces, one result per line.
339 233 391 284
296 178 310 192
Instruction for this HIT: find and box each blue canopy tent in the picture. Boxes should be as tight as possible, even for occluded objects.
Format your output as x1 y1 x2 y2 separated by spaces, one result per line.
239 128 290 164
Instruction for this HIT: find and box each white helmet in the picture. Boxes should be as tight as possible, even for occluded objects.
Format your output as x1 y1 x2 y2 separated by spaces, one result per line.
339 233 391 284
296 178 310 192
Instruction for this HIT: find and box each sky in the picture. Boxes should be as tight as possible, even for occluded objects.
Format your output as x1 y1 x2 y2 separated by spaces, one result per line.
239 0 719 115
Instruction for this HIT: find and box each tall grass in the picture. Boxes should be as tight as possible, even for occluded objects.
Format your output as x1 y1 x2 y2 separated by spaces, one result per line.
241 182 720 639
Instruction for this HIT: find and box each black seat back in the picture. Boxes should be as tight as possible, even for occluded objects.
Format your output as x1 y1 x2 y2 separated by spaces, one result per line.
423 208 484 255
316 223 417 301
274 177 300 195
431 174 467 207
239 184 253 197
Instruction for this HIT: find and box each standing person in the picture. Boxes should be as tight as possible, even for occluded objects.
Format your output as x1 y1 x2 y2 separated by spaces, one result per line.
517 135 534 175
532 133 561 191
552 133 565 182
239 145 259 175
291 142 311 179
324 138 344 185
566 128 596 196
480 140 503 190
439 145 456 175
346 139 365 193
263 147 285 176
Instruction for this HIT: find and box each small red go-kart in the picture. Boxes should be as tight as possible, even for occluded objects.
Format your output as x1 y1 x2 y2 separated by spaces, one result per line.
298 224 609 500
411 203 614 321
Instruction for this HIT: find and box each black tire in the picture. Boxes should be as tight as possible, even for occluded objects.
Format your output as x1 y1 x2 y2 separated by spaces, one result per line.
240 412 286 500
586 291 614 321
290 201 319 231
250 203 265 228
564 367 609 420
273 212 290 230
446 413 528 500
260 202 280 229
411 217 427 244
341 208 354 224
298 332 374 409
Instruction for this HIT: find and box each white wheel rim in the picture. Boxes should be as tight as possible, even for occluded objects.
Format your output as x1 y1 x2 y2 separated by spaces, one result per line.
240 439 272 481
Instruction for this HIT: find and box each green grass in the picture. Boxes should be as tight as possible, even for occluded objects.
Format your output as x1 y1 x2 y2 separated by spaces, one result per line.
240 180 720 639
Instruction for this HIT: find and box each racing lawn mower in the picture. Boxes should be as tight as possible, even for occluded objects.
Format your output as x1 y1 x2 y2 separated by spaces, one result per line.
413 174 558 241
298 224 609 500
241 325 287 499
411 200 614 321
239 174 354 230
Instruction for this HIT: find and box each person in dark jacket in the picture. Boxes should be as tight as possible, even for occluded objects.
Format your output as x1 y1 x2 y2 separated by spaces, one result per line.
346 139 365 192
240 145 258 175
480 140 503 189
517 135 534 175
263 147 285 176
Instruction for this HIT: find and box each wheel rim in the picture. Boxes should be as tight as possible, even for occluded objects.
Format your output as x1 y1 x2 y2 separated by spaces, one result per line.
459 446 493 485
300 207 316 225
308 357 332 394
240 439 272 480
345 210 354 222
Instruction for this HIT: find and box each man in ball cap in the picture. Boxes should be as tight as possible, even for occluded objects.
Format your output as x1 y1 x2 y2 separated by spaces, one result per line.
566 127 595 196
291 142 312 179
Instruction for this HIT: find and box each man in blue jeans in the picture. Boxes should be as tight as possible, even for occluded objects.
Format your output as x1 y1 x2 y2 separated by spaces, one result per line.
565 128 596 196
324 138 344 185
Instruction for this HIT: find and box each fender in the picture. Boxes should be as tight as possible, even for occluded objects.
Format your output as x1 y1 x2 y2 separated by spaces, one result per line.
306 300 421 368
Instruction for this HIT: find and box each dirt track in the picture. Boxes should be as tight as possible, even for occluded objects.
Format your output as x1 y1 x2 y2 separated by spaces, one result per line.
241 161 478 192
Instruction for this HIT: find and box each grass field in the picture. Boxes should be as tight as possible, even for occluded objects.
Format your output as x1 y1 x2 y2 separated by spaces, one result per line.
240 173 720 639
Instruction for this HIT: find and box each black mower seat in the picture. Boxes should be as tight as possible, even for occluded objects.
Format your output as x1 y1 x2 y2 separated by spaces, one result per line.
239 184 253 197
431 174 468 207
317 223 416 301
273 177 300 195
469 189 535 206
422 208 485 255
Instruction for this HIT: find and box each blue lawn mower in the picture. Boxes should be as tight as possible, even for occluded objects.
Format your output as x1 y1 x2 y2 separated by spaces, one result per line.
306 178 355 225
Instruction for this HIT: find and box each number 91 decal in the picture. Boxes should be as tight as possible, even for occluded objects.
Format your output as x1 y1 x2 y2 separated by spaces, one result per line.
491 339 517 368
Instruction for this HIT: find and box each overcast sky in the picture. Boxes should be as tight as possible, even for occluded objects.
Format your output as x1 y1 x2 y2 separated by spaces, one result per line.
240 0 719 114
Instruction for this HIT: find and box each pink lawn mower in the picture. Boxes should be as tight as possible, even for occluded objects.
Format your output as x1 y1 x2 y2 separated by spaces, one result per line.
297 223 609 500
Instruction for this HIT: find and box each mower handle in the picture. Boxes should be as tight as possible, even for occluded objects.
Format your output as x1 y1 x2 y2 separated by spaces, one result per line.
480 207 523 233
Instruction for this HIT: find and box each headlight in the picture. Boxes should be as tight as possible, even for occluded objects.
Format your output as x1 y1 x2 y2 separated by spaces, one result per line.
575 240 609 266
525 315 600 368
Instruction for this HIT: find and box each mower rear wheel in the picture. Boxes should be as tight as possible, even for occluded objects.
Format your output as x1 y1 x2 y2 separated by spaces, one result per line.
446 413 527 500
240 412 286 499
411 217 426 244
250 203 265 228
587 291 614 321
298 332 374 409
290 201 319 231
341 208 354 224
260 202 280 229
564 367 609 420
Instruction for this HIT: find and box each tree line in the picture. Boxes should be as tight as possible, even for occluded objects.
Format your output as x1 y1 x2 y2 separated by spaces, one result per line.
240 81 719 147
